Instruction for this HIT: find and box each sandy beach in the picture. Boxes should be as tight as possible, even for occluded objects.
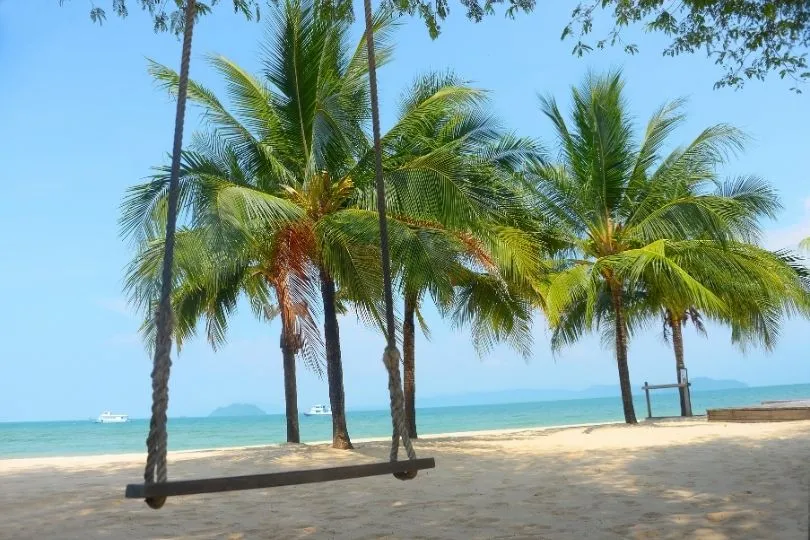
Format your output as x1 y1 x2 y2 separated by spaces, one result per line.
1 419 808 539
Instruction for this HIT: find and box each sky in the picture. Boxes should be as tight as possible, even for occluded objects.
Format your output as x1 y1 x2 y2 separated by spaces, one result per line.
0 1 809 422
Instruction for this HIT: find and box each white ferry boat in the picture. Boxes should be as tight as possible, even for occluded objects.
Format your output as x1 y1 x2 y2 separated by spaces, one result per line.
304 404 331 416
95 411 130 423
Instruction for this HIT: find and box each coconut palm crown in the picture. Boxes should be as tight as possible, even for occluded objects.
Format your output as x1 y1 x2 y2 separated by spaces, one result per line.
527 71 790 424
122 0 543 446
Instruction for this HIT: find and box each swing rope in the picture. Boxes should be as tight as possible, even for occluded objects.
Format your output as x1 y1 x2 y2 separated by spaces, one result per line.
139 0 417 510
384 346 418 476
363 0 418 478
143 0 197 510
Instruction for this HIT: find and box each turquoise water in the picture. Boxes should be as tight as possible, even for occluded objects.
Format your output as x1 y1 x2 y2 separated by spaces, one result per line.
2 384 808 459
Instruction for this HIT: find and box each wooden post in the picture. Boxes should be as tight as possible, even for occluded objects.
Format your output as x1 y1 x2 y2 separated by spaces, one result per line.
643 382 652 419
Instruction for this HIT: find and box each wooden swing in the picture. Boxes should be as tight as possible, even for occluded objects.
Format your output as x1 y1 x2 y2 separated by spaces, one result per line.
125 0 434 510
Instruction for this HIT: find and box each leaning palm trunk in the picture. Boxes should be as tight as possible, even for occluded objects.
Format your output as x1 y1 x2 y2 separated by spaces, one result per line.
403 294 418 438
609 280 637 424
668 312 690 417
319 267 353 449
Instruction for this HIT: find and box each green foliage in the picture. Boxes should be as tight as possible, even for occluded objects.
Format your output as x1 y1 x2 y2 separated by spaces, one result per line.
126 224 329 376
362 70 546 357
447 268 535 358
108 0 808 416
122 0 541 369
563 1 810 92
61 0 261 34
630 241 810 353
528 71 760 363
533 70 810 398
122 0 387 370
69 1 809 92
381 0 535 38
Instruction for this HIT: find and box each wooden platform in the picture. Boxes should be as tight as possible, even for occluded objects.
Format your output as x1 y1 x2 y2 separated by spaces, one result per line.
707 400 810 422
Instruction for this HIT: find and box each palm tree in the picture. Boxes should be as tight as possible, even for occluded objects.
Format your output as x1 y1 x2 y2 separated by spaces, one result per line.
123 0 385 448
391 224 538 437
396 228 457 438
530 71 777 424
367 70 543 438
123 0 527 448
608 170 810 417
641 241 810 415
124 220 326 443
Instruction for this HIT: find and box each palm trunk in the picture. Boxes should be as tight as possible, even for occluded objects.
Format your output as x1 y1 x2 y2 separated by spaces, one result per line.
403 293 417 439
609 281 637 424
280 326 300 443
318 267 353 449
274 276 300 443
668 312 690 417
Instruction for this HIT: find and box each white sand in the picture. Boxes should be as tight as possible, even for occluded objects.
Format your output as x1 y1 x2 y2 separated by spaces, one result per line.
1 419 808 539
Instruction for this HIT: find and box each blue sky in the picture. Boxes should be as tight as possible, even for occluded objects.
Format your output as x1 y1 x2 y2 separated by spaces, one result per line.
1 1 808 422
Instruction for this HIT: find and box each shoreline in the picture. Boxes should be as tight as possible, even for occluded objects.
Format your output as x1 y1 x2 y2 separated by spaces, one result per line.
0 419 620 468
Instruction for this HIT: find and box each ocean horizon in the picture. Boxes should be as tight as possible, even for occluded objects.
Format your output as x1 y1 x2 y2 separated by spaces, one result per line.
3 383 809 459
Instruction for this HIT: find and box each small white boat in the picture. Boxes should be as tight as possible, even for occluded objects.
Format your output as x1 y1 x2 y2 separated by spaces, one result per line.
95 411 129 423
304 404 331 416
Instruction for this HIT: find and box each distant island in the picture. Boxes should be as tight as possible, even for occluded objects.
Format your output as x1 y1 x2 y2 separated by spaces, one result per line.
417 377 749 408
209 403 267 418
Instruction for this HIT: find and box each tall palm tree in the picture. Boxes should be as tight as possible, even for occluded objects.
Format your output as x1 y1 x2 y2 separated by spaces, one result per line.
396 229 457 438
392 224 539 437
612 169 810 416
125 221 326 443
368 70 543 438
639 241 810 415
123 0 385 448
531 71 775 424
123 0 525 448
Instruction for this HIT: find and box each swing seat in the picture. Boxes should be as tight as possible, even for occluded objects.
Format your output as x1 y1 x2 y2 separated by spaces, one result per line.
125 457 435 499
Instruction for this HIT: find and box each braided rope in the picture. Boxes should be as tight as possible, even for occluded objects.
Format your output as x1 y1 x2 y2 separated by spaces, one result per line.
384 346 418 479
362 0 418 479
143 0 196 510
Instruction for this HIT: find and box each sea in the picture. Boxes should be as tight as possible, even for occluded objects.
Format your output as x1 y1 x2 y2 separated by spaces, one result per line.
2 383 809 459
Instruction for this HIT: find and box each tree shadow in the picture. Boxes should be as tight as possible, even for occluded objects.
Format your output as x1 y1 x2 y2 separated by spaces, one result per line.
0 422 808 539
